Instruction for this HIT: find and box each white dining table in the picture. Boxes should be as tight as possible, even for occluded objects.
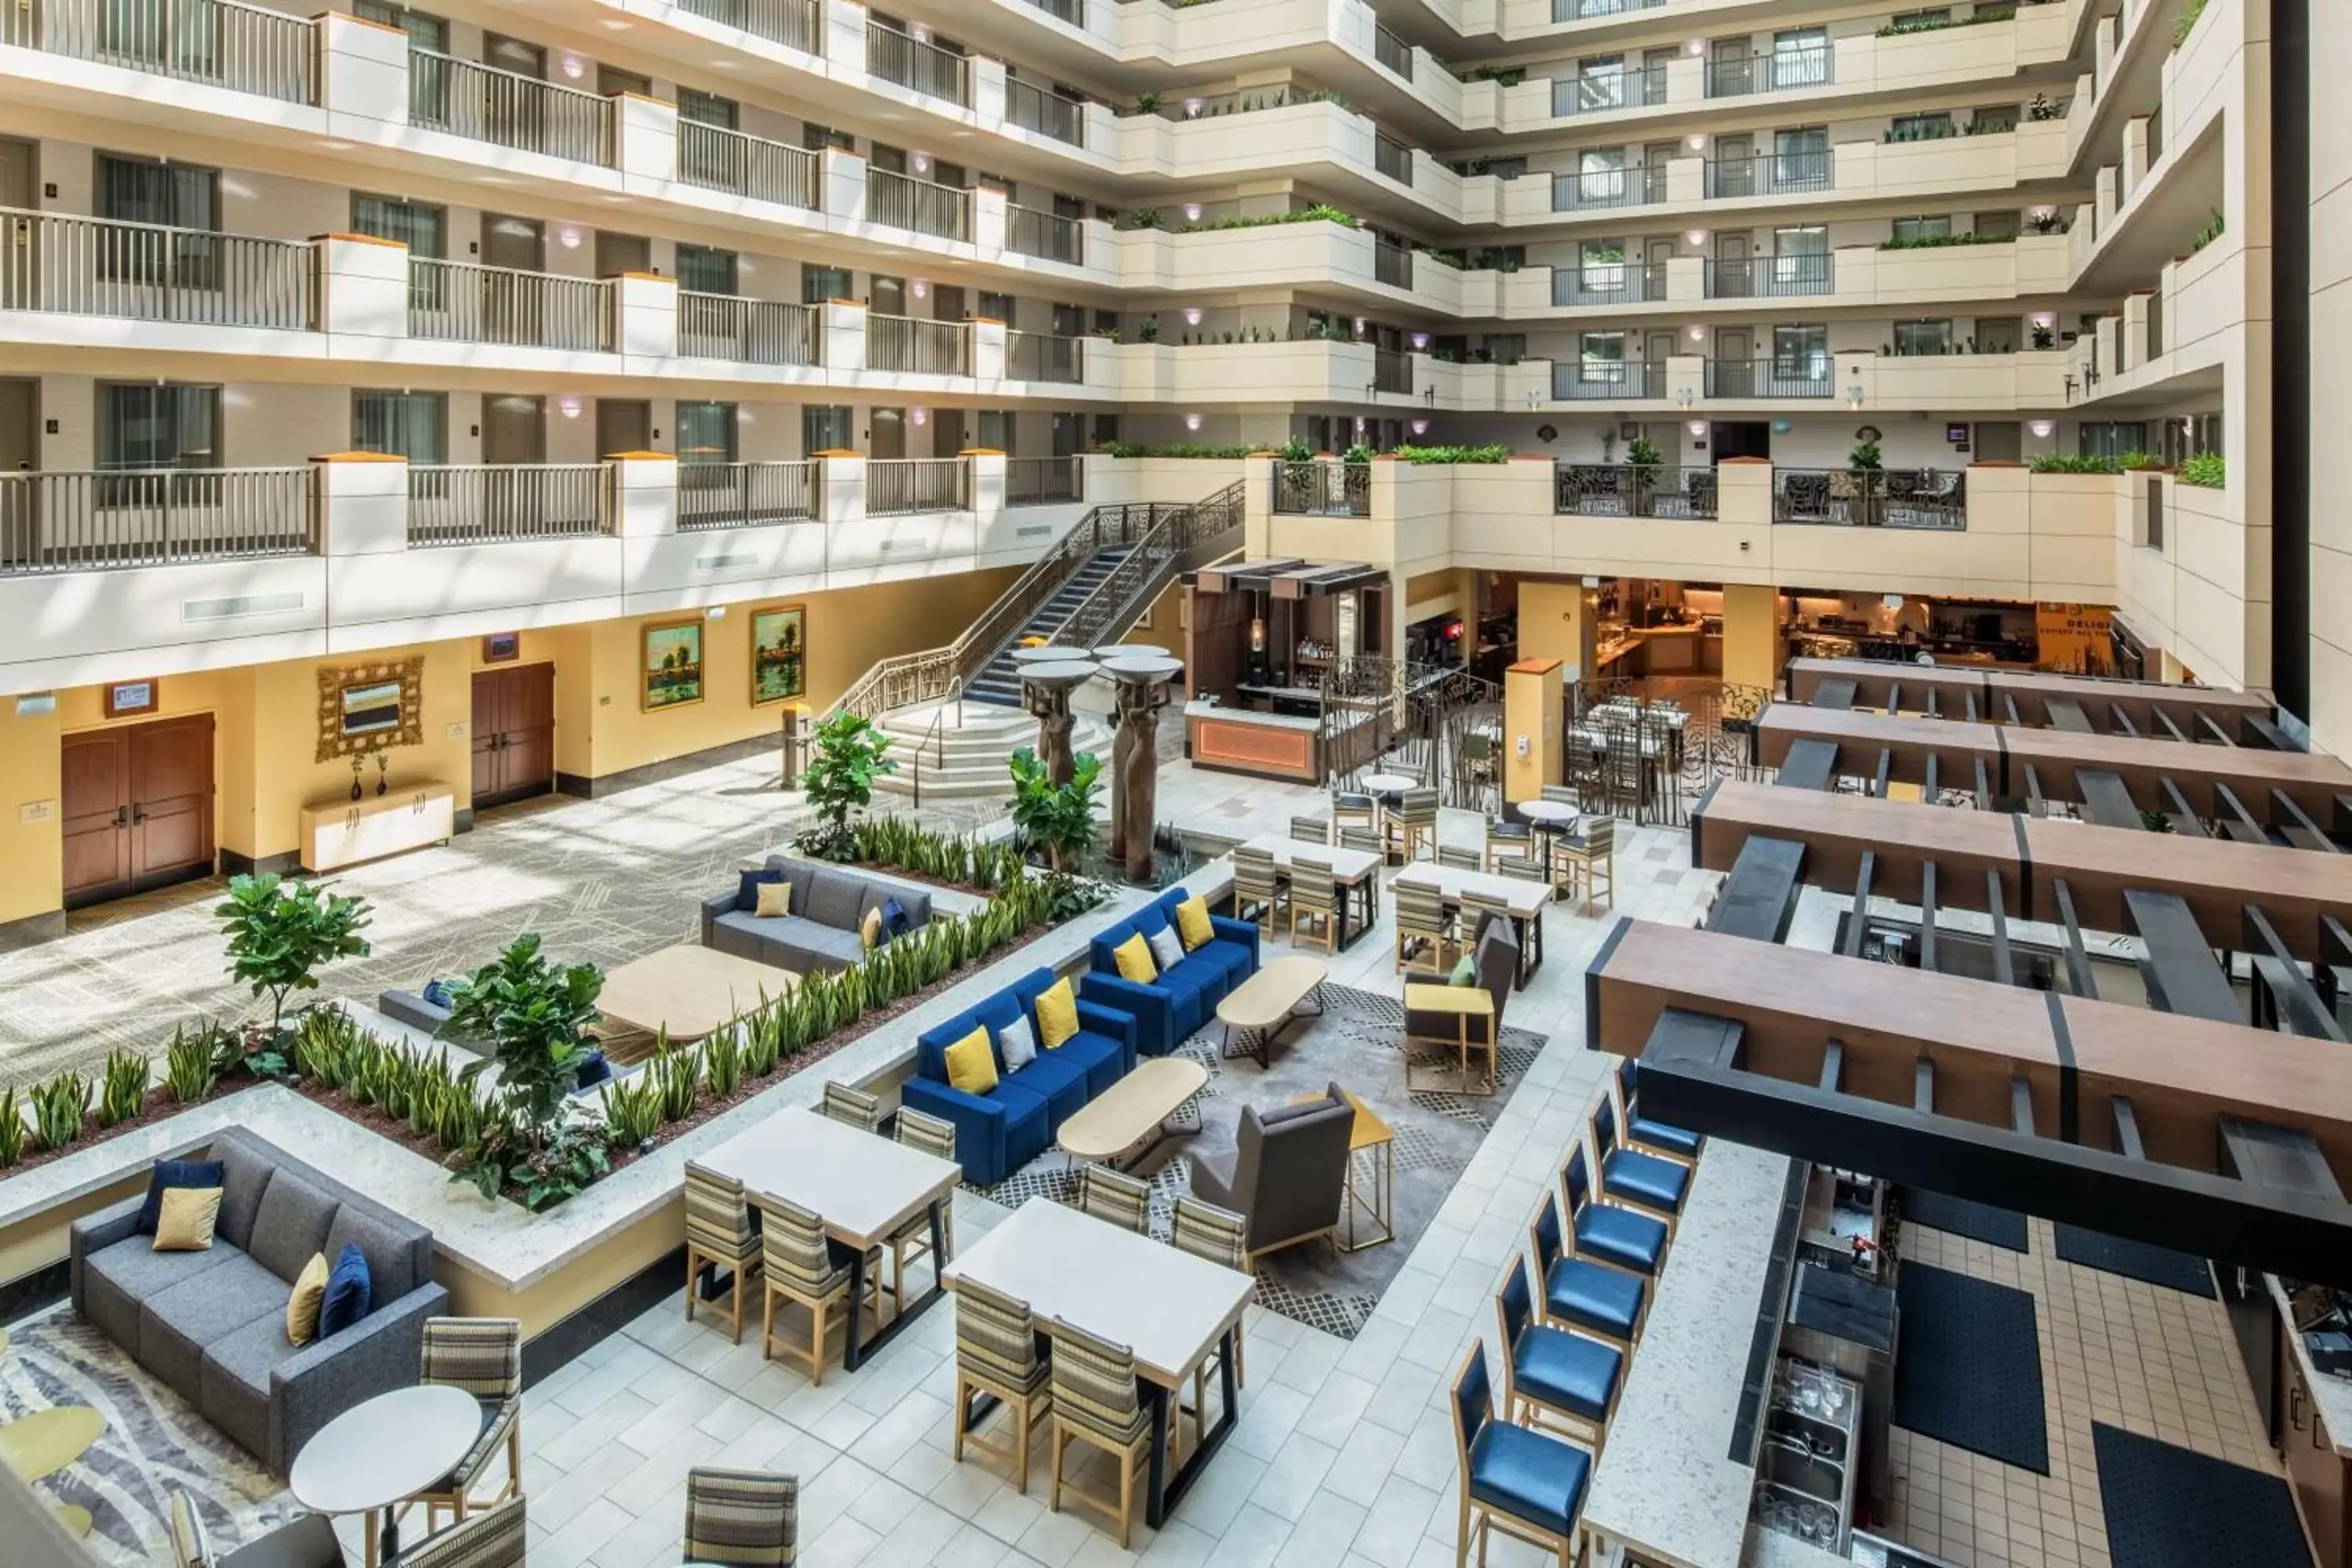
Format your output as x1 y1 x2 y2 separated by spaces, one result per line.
695 1107 962 1370
290 1385 481 1566
943 1197 1252 1528
1393 866 1549 984
1238 833 1383 949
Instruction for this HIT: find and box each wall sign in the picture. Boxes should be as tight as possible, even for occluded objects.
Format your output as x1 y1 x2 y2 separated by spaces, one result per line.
1946 423 1969 443
481 632 520 663
103 680 158 719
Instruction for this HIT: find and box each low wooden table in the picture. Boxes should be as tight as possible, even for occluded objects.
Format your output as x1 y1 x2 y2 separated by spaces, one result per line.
1292 1087 1395 1251
597 945 797 1044
1403 981 1497 1096
1215 955 1329 1067
1058 1057 1210 1171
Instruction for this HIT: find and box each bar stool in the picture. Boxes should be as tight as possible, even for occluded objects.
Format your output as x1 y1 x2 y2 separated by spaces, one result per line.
1484 816 1535 875
1451 1341 1593 1568
755 1197 869 1385
1496 1254 1621 1455
887 1108 957 1302
682 1467 797 1568
1529 1192 1645 1352
1290 856 1339 952
1394 877 1454 973
1589 1098 1687 1240
822 1080 884 1132
1613 1058 1700 1166
1387 786 1439 862
1044 1318 1154 1549
1289 815 1331 844
1561 1147 1668 1278
683 1161 760 1344
952 1277 1053 1492
1232 846 1286 935
1076 1164 1150 1233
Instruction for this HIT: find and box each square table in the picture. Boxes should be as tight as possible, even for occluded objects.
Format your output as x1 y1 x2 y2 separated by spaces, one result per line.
1238 833 1384 949
597 944 798 1043
943 1197 1253 1529
696 1108 961 1371
1393 866 1548 986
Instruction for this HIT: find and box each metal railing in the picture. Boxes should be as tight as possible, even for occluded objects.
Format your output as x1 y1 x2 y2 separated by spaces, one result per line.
1005 78 1083 146
0 208 314 328
1552 360 1666 400
1051 481 1247 652
677 460 818 529
673 0 819 52
1552 261 1665 306
1552 165 1665 211
1374 348 1414 394
1706 46 1831 97
866 457 971 517
1704 151 1831 198
1554 0 1664 16
407 258 613 351
1555 463 1719 517
1005 456 1083 507
867 167 973 241
1022 0 1080 19
1374 133 1414 186
1704 359 1833 397
1773 469 1965 529
1704 253 1833 299
408 49 614 165
866 24 971 105
1375 241 1414 289
1007 330 1082 383
1374 24 1414 79
2 0 316 102
675 292 818 365
406 463 608 546
1007 204 1083 265
866 314 972 375
1555 63 1666 115
675 122 819 209
0 466 314 574
1273 460 1371 516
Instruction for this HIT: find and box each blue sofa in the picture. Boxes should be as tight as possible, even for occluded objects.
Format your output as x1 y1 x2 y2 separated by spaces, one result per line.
1084 888 1261 1058
905 967 1138 1185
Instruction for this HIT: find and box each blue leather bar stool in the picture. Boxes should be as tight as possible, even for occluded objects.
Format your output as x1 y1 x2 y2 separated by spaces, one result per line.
1614 1058 1701 1164
1451 1339 1592 1568
1496 1254 1621 1455
1589 1098 1689 1239
1562 1147 1668 1277
1529 1192 1644 1351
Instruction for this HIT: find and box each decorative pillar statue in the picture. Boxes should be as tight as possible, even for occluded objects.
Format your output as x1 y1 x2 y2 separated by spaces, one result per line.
1018 659 1097 788
1102 655 1182 884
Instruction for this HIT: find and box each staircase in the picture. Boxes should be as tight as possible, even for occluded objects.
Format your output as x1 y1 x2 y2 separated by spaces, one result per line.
962 547 1132 707
873 702 1116 801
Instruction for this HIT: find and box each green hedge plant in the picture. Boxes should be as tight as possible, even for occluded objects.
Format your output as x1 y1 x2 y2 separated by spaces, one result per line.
97 1050 147 1129
29 1072 89 1152
1392 444 1511 464
2180 452 2225 488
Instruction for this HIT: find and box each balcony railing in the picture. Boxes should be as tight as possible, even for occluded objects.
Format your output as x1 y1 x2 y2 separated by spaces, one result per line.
1 0 316 103
1375 241 1414 290
0 209 314 329
868 168 974 241
0 467 314 575
1272 460 1370 517
673 0 819 53
677 460 817 529
675 292 818 365
675 122 819 209
866 314 973 375
1705 47 1831 98
1022 0 1080 20
1704 151 1832 199
1704 359 1833 398
867 457 971 516
407 258 613 351
1704 254 1833 299
1554 64 1666 116
1374 133 1414 187
1553 0 1665 15
866 24 971 106
1553 262 1665 307
1552 360 1666 400
409 49 614 165
1374 24 1414 80
1552 165 1666 212
1374 348 1413 394
1006 456 1083 508
1007 330 1083 384
1773 468 1965 529
406 464 608 546
1005 78 1083 147
1007 204 1083 266
1555 463 1718 518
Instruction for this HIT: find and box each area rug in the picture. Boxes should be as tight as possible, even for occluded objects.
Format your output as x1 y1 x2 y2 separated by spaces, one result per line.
1 1305 287 1565
967 982 1544 1338
2091 1422 2309 1568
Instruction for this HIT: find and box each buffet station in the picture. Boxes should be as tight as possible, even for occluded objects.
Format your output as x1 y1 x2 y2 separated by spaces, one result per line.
1181 558 1392 782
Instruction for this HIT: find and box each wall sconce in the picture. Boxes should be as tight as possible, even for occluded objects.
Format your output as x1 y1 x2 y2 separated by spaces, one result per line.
1352 317 1367 334
1882 593 1906 613
1410 332 1429 350
1687 419 1707 436
557 225 582 249
1686 325 1705 342
909 23 930 41
1686 132 1708 151
1411 419 1429 435
1686 230 1708 248
1183 307 1203 325
913 153 931 173
1185 412 1203 430
2029 311 2056 328
1249 616 1266 653
2031 205 2056 221
912 279 929 298
1686 38 1705 53
2030 419 2056 438
911 408 929 426
1846 383 1866 409
1183 202 1203 222
1182 99 1203 117
559 53 585 78
558 397 583 419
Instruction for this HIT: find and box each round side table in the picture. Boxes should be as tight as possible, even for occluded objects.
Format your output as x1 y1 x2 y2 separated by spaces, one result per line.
291 1384 481 1566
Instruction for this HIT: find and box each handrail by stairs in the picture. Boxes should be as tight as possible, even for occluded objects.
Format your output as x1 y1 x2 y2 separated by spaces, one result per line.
1050 481 1246 652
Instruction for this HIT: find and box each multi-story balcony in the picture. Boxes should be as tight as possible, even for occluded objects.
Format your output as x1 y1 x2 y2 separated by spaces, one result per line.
0 466 315 575
1703 254 1834 301
0 0 314 101
0 209 314 328
1703 358 1835 397
1702 150 1832 200
1551 358 1666 400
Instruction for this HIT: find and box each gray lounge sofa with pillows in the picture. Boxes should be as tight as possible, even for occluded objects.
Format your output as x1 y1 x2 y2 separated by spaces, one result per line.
699 854 933 973
69 1126 447 1475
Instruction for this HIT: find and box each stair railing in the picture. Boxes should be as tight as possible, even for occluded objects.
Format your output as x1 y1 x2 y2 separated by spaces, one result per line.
1051 481 1246 652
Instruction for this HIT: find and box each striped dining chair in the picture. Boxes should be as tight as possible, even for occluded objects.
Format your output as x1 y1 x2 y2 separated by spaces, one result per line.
684 1160 760 1344
1232 846 1285 935
1170 1196 1249 1434
821 1080 884 1132
397 1497 526 1568
1289 855 1339 952
1394 877 1454 973
1388 787 1439 862
1044 1317 1155 1548
410 1318 523 1529
1076 1164 1151 1233
887 1107 958 1301
1289 814 1331 844
682 1467 797 1567
952 1276 1053 1491
755 1197 863 1385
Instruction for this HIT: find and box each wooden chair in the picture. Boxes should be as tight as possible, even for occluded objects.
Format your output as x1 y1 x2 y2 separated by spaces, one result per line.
395 1497 526 1568
821 1080 884 1132
1337 825 1382 858
1451 1342 1592 1568
1394 877 1454 973
682 1466 797 1568
1232 846 1286 935
408 1318 523 1530
1484 816 1535 875
756 1196 868 1385
1044 1316 1155 1549
1530 1193 1645 1352
1076 1164 1151 1233
952 1277 1053 1492
1437 844 1483 872
1289 855 1339 952
1496 1255 1620 1455
684 1160 760 1344
887 1108 957 1303
1555 815 1616 911
1289 815 1331 844
1588 1097 1686 1241
1611 1058 1700 1167
1540 784 1578 808
1387 786 1439 863
1332 790 1378 836
1170 1196 1249 1413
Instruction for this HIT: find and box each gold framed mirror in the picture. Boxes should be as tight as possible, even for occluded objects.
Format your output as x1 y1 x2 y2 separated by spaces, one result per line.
316 655 425 762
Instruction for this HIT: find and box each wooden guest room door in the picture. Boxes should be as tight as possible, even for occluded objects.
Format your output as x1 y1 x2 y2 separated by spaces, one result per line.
60 715 216 906
471 663 555 809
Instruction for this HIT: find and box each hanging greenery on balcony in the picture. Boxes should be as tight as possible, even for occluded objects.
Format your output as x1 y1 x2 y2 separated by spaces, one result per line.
1393 444 1512 464
2180 453 2226 488
2190 209 2225 252
2173 0 2210 49
1878 229 2018 250
1878 5 2016 37
1095 441 1258 459
2030 454 2125 474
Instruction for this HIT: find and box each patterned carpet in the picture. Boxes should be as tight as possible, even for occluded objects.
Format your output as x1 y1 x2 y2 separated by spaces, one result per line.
2 1305 286 1565
965 982 1544 1339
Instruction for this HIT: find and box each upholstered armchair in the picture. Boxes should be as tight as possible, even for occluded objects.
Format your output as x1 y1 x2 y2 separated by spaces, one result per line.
1186 1084 1354 1264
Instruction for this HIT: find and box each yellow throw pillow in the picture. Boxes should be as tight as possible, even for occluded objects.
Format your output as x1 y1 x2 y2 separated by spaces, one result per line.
755 881 792 918
942 1026 999 1095
1034 978 1080 1050
153 1186 222 1253
861 906 884 950
1112 931 1159 984
287 1252 329 1347
1174 895 1214 952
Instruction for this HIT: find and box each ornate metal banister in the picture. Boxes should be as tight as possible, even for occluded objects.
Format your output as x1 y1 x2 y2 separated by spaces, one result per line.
1050 481 1245 652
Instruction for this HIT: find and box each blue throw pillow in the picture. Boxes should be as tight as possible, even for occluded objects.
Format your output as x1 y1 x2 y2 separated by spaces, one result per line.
574 1049 612 1091
881 897 910 938
736 869 783 913
420 978 456 1011
136 1159 224 1236
318 1243 372 1338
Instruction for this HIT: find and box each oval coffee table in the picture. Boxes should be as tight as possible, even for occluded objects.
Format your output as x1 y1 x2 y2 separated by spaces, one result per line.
1215 955 1330 1069
292 1384 481 1566
1057 1057 1210 1173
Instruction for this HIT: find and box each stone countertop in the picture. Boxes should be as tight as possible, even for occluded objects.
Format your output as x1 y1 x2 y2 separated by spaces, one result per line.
1582 1138 1795 1568
1744 1523 1853 1568
2270 1274 2352 1457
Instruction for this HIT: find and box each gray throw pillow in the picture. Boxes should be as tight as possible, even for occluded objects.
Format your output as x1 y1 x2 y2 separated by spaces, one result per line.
1148 924 1185 974
998 1015 1038 1073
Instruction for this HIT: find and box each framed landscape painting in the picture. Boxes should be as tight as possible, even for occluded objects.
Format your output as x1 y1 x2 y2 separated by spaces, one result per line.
751 604 807 706
642 620 705 710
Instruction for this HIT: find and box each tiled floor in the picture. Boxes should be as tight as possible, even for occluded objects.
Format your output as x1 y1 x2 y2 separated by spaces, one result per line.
1884 1217 2280 1568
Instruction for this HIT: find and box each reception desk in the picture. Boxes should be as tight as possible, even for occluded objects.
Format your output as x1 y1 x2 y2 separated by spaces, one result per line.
1185 700 1378 783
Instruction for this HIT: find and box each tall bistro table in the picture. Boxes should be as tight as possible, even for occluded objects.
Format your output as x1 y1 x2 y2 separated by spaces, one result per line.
290 1384 482 1566
696 1107 960 1372
943 1196 1253 1528
1237 833 1383 949
1514 798 1577 901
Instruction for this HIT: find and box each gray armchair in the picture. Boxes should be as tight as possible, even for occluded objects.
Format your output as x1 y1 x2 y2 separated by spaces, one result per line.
1403 912 1518 1044
1186 1084 1355 1264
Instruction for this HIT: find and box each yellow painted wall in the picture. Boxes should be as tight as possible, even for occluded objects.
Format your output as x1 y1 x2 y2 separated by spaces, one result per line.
0 701 64 930
1518 579 1597 677
1721 585 1783 692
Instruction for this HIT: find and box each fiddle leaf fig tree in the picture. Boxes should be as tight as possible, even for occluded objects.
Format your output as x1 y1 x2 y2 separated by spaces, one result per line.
1007 747 1105 871
798 710 897 858
215 873 373 1051
442 932 604 1146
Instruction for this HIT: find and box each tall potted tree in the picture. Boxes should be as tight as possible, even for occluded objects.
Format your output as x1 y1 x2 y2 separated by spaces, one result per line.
1007 746 1104 871
797 710 897 860
443 934 609 1209
214 873 372 1073
1625 435 1664 515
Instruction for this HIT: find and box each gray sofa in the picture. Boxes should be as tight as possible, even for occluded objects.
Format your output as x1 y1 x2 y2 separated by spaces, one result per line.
70 1127 448 1475
699 855 934 973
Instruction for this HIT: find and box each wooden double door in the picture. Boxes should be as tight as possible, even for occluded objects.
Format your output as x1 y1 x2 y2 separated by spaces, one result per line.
61 715 216 906
472 663 555 808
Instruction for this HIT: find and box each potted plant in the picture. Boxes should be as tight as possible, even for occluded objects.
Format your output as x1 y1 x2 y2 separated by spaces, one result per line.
1007 747 1104 872
1625 435 1663 513
2031 322 2056 349
1848 439 1886 524
214 873 372 1073
797 710 897 861
442 934 608 1210
1138 316 1160 343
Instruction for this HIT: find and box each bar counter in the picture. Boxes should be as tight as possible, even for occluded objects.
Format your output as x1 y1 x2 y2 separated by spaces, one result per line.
1185 698 1373 782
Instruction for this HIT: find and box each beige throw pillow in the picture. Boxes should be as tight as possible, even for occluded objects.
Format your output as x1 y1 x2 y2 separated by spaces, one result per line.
287 1252 330 1346
755 880 793 918
152 1186 222 1252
